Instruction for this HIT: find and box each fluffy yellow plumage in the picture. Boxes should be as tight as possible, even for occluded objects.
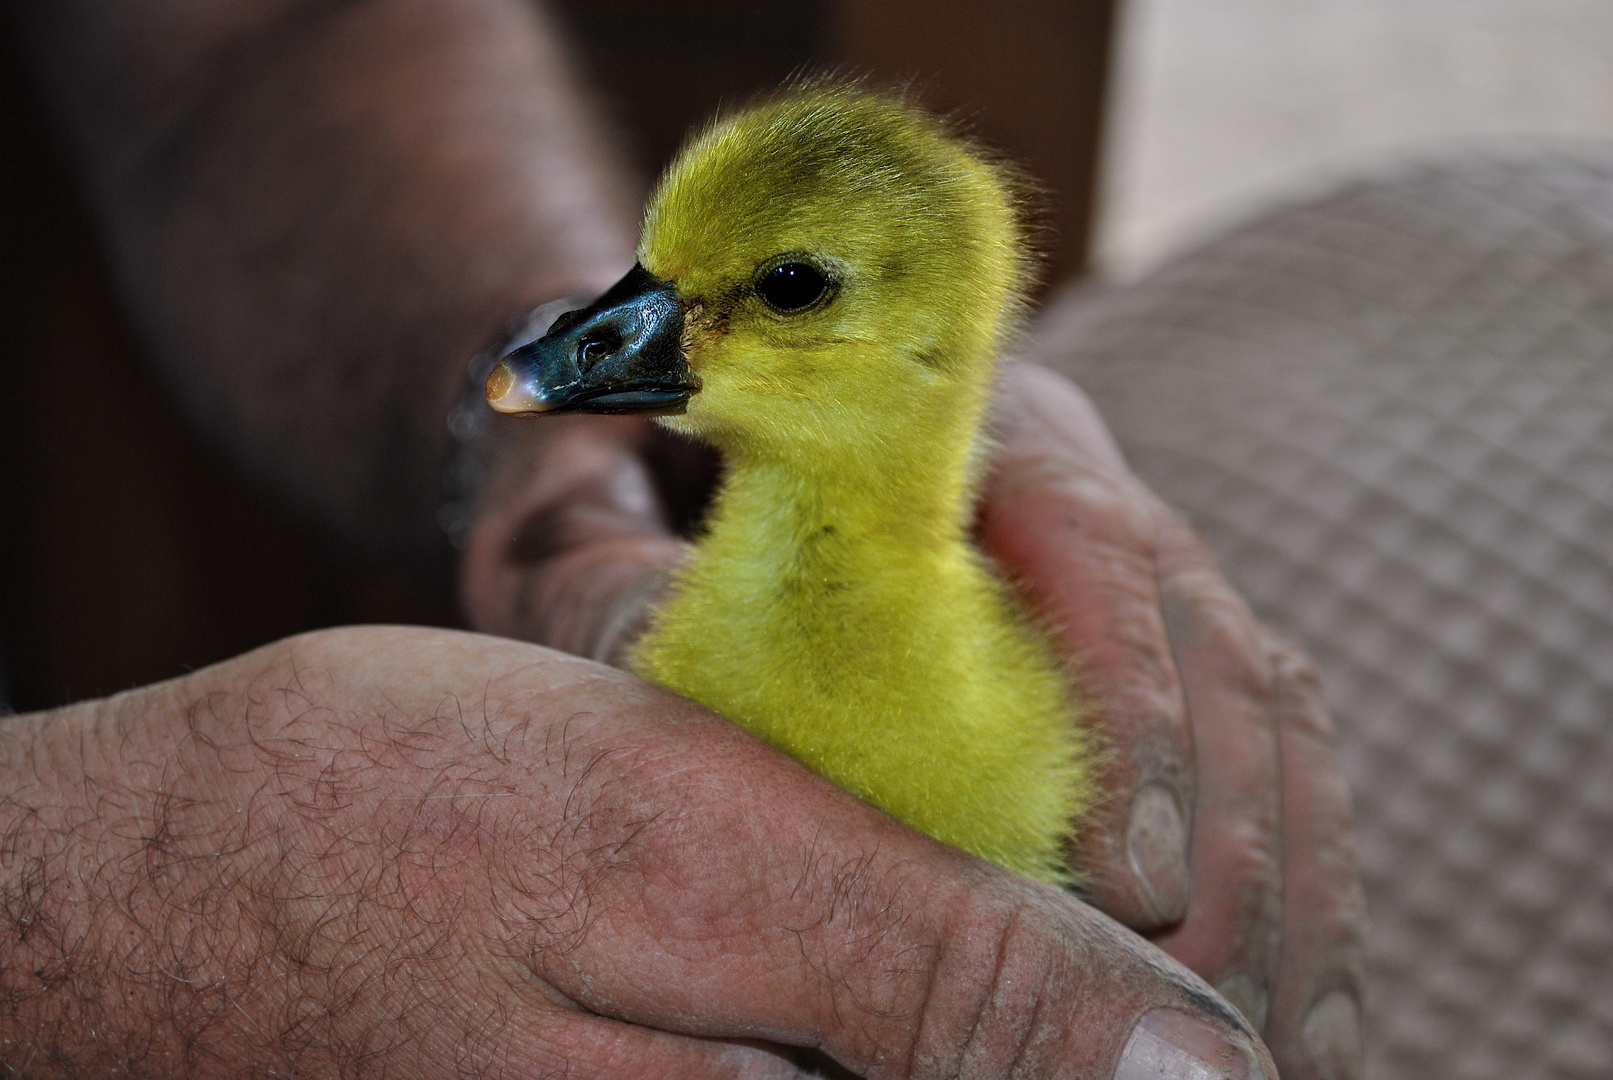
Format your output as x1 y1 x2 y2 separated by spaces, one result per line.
634 87 1093 884
489 84 1096 884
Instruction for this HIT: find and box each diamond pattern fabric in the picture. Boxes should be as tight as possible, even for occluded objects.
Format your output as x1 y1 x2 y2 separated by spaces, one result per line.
1033 152 1613 1080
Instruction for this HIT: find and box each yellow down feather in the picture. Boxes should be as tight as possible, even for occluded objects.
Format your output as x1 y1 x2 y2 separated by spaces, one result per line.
630 85 1096 885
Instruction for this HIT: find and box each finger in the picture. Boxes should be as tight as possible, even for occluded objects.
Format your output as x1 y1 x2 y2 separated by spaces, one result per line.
461 412 688 661
423 634 1279 1080
978 363 1194 929
1145 509 1285 1035
1262 639 1368 1080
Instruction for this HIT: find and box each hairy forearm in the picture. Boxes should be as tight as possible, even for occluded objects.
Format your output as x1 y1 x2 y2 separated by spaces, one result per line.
0 697 219 1073
0 644 502 1075
6 0 637 558
0 690 304 1074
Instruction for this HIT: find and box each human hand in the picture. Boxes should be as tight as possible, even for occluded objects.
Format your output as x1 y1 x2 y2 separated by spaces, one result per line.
459 361 1366 1080
2 626 1275 1078
978 364 1367 1080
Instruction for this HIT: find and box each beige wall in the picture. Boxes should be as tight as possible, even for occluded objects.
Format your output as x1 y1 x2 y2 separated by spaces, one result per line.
1096 0 1613 278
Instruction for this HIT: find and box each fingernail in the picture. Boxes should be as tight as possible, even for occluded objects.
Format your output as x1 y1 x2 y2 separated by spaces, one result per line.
1214 973 1270 1034
1127 783 1189 922
1116 1009 1264 1080
1302 990 1363 1080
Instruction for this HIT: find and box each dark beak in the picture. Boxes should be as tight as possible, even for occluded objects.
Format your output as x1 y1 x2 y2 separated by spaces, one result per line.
486 264 695 415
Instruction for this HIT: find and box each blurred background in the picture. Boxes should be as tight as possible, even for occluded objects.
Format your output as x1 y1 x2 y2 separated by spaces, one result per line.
1099 0 1613 277
3 2 1612 1077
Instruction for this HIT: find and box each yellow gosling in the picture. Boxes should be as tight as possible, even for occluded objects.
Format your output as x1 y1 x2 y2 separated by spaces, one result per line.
488 85 1095 884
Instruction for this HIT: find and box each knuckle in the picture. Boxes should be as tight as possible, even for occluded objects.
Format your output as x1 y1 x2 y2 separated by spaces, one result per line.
1266 634 1339 745
924 888 1090 1078
1164 578 1272 699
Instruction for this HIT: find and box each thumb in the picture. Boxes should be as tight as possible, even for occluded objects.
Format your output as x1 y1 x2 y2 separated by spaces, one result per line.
461 412 690 662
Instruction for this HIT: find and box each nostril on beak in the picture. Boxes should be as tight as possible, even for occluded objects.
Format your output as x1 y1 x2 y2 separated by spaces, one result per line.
578 331 621 371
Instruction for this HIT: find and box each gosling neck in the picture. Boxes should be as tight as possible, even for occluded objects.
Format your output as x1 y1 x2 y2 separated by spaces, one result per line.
703 377 993 556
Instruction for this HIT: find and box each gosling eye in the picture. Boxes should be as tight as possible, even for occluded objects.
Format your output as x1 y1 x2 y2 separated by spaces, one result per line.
756 261 831 313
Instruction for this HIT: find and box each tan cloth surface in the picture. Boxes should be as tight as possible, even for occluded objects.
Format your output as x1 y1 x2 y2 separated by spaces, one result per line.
1034 152 1613 1080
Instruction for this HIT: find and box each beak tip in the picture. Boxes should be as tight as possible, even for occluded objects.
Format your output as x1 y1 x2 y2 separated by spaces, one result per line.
485 361 559 414
484 361 516 407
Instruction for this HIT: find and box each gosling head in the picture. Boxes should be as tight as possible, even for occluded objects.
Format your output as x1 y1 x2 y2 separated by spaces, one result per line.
487 85 1032 460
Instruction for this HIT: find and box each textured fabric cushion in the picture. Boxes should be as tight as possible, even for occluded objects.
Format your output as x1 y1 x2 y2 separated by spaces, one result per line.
1033 152 1613 1080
